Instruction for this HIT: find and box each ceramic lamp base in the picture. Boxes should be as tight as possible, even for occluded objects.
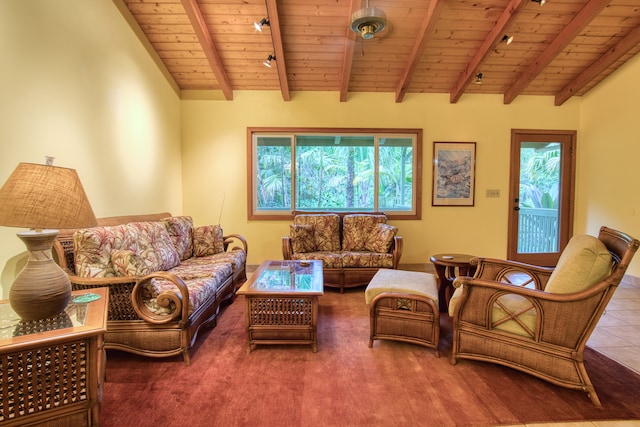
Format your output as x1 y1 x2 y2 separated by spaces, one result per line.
9 229 71 320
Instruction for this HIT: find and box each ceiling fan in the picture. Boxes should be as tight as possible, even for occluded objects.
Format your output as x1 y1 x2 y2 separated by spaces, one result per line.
350 0 388 40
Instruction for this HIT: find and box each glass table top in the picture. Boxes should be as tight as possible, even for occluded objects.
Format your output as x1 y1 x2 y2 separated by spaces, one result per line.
240 260 324 294
0 292 102 339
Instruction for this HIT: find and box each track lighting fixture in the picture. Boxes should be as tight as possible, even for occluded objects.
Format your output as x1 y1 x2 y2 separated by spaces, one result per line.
263 54 275 68
254 17 270 32
474 72 483 84
531 0 546 5
501 34 514 45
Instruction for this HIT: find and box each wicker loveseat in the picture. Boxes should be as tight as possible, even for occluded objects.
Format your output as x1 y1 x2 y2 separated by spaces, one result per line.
282 212 402 292
449 226 639 405
53 212 248 365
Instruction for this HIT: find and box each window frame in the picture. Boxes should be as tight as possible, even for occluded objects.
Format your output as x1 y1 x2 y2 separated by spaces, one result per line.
247 127 422 220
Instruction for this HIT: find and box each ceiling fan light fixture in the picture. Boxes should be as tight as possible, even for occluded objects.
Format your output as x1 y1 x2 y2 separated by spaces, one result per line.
502 34 514 45
350 4 387 40
474 72 483 84
359 24 376 40
254 17 270 32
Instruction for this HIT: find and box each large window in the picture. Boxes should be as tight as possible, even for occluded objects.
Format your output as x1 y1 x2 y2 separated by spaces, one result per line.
248 128 422 220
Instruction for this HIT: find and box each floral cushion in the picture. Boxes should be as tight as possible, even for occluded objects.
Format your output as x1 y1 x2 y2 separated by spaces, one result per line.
74 224 138 278
294 214 341 252
186 251 247 273
363 223 397 253
290 224 316 253
111 249 151 277
342 214 388 251
140 262 232 315
74 221 180 278
291 251 343 268
341 252 395 268
193 225 225 257
162 216 194 261
167 260 232 284
127 222 180 272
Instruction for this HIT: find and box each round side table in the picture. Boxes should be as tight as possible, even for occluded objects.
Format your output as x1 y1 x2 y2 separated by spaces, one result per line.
429 253 477 312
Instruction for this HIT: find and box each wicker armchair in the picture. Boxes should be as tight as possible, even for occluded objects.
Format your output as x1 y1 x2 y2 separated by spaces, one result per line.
449 226 639 406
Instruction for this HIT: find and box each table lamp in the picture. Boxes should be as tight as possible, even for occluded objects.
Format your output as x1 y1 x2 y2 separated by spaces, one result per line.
0 158 97 320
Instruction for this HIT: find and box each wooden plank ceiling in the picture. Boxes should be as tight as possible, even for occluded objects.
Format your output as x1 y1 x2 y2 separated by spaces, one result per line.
120 0 640 105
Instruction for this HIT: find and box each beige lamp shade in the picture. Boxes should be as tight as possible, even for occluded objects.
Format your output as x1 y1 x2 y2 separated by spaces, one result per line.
0 162 97 229
0 162 98 320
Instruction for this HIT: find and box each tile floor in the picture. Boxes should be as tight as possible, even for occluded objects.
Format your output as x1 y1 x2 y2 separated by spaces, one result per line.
502 274 640 427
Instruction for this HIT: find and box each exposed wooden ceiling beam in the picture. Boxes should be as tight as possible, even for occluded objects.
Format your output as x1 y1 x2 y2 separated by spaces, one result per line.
265 0 290 101
503 0 612 105
395 0 445 103
180 0 233 100
339 0 360 102
450 0 529 104
555 25 640 106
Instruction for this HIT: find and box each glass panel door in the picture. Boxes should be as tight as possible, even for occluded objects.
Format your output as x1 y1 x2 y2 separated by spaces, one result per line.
517 142 560 254
507 130 576 266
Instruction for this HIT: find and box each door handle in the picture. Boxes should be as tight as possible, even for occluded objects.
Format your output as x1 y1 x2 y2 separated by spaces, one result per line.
514 206 520 211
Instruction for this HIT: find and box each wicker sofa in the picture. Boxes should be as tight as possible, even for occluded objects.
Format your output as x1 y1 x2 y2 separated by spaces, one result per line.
282 212 402 292
53 212 248 365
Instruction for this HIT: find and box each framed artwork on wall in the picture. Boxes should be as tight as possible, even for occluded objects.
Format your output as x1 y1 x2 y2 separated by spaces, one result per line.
432 141 476 206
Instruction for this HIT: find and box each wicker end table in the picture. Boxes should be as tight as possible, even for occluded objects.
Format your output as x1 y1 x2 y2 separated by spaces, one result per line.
430 253 477 312
0 288 108 427
236 260 324 353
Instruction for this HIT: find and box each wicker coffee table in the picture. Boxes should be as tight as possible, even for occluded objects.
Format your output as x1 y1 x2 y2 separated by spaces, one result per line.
236 260 324 352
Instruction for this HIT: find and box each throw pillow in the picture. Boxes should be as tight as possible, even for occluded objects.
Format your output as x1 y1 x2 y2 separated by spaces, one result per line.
193 224 225 257
127 222 181 271
545 234 612 294
363 223 398 253
111 249 151 277
290 224 316 253
343 214 388 251
162 216 194 261
295 214 341 252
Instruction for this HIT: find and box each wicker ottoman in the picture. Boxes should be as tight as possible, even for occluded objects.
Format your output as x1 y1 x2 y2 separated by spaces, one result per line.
365 269 440 356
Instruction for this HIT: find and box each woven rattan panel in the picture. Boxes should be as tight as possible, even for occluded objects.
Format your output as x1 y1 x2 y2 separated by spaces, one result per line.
248 298 313 326
72 282 139 321
0 340 88 423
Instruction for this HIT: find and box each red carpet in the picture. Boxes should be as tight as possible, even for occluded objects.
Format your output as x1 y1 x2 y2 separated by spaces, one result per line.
101 289 640 426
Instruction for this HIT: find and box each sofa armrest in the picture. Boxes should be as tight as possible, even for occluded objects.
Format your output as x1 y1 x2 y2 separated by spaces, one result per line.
282 236 293 260
390 236 403 268
224 233 248 255
68 274 140 320
131 272 191 324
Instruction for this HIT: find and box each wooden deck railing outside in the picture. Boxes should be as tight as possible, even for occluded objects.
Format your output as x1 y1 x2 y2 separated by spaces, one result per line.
518 208 559 253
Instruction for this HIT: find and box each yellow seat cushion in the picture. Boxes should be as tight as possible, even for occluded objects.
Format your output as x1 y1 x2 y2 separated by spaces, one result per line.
545 234 612 294
365 269 438 304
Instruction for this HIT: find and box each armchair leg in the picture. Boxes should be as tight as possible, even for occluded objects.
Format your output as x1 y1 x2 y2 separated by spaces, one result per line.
182 349 191 366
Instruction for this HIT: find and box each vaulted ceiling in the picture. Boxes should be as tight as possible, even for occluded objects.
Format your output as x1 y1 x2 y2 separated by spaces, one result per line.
118 0 640 105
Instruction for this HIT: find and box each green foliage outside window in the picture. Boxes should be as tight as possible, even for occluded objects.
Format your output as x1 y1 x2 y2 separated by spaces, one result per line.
253 131 418 217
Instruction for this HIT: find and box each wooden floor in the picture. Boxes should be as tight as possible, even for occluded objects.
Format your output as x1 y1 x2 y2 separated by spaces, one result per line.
248 263 640 427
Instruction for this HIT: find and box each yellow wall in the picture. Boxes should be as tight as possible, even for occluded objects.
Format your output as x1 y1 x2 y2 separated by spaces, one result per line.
181 92 581 267
2 1 638 300
577 53 640 276
0 0 183 297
